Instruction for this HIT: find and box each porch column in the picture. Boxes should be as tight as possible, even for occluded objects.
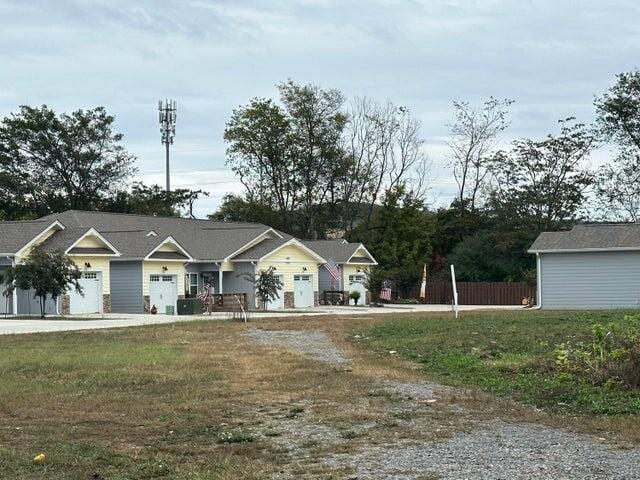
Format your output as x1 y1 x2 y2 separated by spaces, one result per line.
11 258 18 315
218 267 223 294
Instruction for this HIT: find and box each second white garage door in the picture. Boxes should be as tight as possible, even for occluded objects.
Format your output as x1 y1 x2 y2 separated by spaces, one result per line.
149 274 177 315
293 274 314 308
69 272 102 314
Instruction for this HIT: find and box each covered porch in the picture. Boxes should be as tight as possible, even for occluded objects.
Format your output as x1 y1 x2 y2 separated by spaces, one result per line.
185 262 256 310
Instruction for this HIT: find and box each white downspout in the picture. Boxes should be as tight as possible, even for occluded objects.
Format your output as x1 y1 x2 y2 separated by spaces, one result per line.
217 262 223 295
535 253 542 309
251 261 257 309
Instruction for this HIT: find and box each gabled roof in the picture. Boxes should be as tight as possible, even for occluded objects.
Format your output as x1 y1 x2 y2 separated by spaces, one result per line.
232 238 326 263
303 239 377 264
529 223 640 253
0 219 65 256
35 210 274 261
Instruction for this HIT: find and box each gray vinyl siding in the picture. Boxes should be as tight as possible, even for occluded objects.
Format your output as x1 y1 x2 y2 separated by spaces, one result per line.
319 264 342 293
540 251 640 309
110 261 143 313
223 262 256 307
185 263 220 294
17 288 58 315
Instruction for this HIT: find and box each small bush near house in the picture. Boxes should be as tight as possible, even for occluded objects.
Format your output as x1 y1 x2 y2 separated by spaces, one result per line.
554 315 640 389
349 291 361 305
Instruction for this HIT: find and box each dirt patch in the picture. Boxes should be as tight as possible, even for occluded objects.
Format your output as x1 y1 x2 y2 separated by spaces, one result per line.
244 328 349 366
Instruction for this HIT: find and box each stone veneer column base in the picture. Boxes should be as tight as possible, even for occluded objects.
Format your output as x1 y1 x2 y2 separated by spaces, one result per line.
342 290 349 306
284 291 294 308
61 294 70 315
102 294 111 314
314 291 319 307
143 295 150 313
365 291 371 305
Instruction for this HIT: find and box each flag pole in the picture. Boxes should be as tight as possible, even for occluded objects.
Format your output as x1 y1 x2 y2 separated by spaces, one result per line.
450 264 459 318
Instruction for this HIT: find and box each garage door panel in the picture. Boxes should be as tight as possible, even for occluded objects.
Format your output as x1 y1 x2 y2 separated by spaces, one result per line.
293 274 313 308
541 252 640 309
149 275 177 314
69 272 102 314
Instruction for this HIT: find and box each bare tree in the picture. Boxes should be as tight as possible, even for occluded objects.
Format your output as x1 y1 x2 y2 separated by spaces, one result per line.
343 98 430 231
447 97 513 212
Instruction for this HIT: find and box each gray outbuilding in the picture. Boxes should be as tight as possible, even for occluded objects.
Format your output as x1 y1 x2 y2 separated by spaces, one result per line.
529 223 640 309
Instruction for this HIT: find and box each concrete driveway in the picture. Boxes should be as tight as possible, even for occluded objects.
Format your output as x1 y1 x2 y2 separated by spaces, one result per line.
0 304 523 335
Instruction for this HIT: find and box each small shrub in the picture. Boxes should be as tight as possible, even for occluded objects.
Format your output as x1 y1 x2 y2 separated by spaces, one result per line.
285 406 305 418
349 290 361 305
553 317 640 388
217 430 254 444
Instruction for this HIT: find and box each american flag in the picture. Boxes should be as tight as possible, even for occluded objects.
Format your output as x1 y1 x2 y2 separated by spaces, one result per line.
380 287 392 301
323 260 340 289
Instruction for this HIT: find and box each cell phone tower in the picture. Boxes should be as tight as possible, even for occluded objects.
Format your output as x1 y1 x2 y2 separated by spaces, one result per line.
158 99 177 191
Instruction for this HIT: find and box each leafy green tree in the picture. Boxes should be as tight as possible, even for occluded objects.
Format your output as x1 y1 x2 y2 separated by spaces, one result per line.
105 183 207 218
350 185 434 297
488 118 595 233
364 266 387 304
594 71 640 220
0 247 82 318
225 81 348 238
447 231 535 282
242 267 284 310
209 194 283 227
0 105 136 219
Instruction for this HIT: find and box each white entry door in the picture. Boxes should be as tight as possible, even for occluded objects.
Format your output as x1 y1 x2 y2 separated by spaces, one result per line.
265 275 284 310
349 274 367 305
293 274 313 308
69 272 102 314
149 274 177 315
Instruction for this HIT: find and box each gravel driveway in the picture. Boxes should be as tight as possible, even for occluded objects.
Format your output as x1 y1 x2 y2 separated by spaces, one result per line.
245 327 640 480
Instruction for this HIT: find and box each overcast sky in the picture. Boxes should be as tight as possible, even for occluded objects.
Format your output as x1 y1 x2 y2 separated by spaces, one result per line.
1 0 638 217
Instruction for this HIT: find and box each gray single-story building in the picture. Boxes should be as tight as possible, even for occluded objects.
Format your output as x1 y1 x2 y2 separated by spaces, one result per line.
529 223 640 309
0 210 377 315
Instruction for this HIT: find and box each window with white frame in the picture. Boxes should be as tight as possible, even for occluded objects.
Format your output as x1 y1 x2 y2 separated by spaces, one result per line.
185 273 198 297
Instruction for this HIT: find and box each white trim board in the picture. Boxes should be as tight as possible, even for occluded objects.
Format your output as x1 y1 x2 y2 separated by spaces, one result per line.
145 236 194 261
224 228 284 261
65 227 121 256
15 220 66 258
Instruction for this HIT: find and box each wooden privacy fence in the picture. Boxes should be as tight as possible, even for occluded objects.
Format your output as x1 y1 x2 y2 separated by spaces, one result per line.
412 282 534 305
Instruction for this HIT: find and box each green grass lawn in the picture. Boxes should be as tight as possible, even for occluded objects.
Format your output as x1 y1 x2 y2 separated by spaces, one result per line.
353 310 640 415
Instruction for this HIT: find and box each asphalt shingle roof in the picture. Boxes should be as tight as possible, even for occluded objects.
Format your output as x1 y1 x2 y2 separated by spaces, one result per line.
10 210 273 260
303 240 366 264
529 223 640 252
231 238 290 260
0 220 57 254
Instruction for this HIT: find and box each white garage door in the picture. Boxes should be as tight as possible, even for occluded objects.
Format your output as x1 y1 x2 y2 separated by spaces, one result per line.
70 272 102 314
293 274 313 308
149 274 177 315
349 274 367 305
265 275 284 310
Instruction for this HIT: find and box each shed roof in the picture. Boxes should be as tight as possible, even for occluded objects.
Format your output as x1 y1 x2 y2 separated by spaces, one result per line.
529 223 640 252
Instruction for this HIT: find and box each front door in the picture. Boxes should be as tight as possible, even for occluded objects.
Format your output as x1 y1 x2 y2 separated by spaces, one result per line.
293 274 313 308
149 274 177 315
69 272 102 314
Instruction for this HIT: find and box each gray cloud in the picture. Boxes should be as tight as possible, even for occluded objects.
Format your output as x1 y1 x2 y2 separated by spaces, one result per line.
1 0 638 216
